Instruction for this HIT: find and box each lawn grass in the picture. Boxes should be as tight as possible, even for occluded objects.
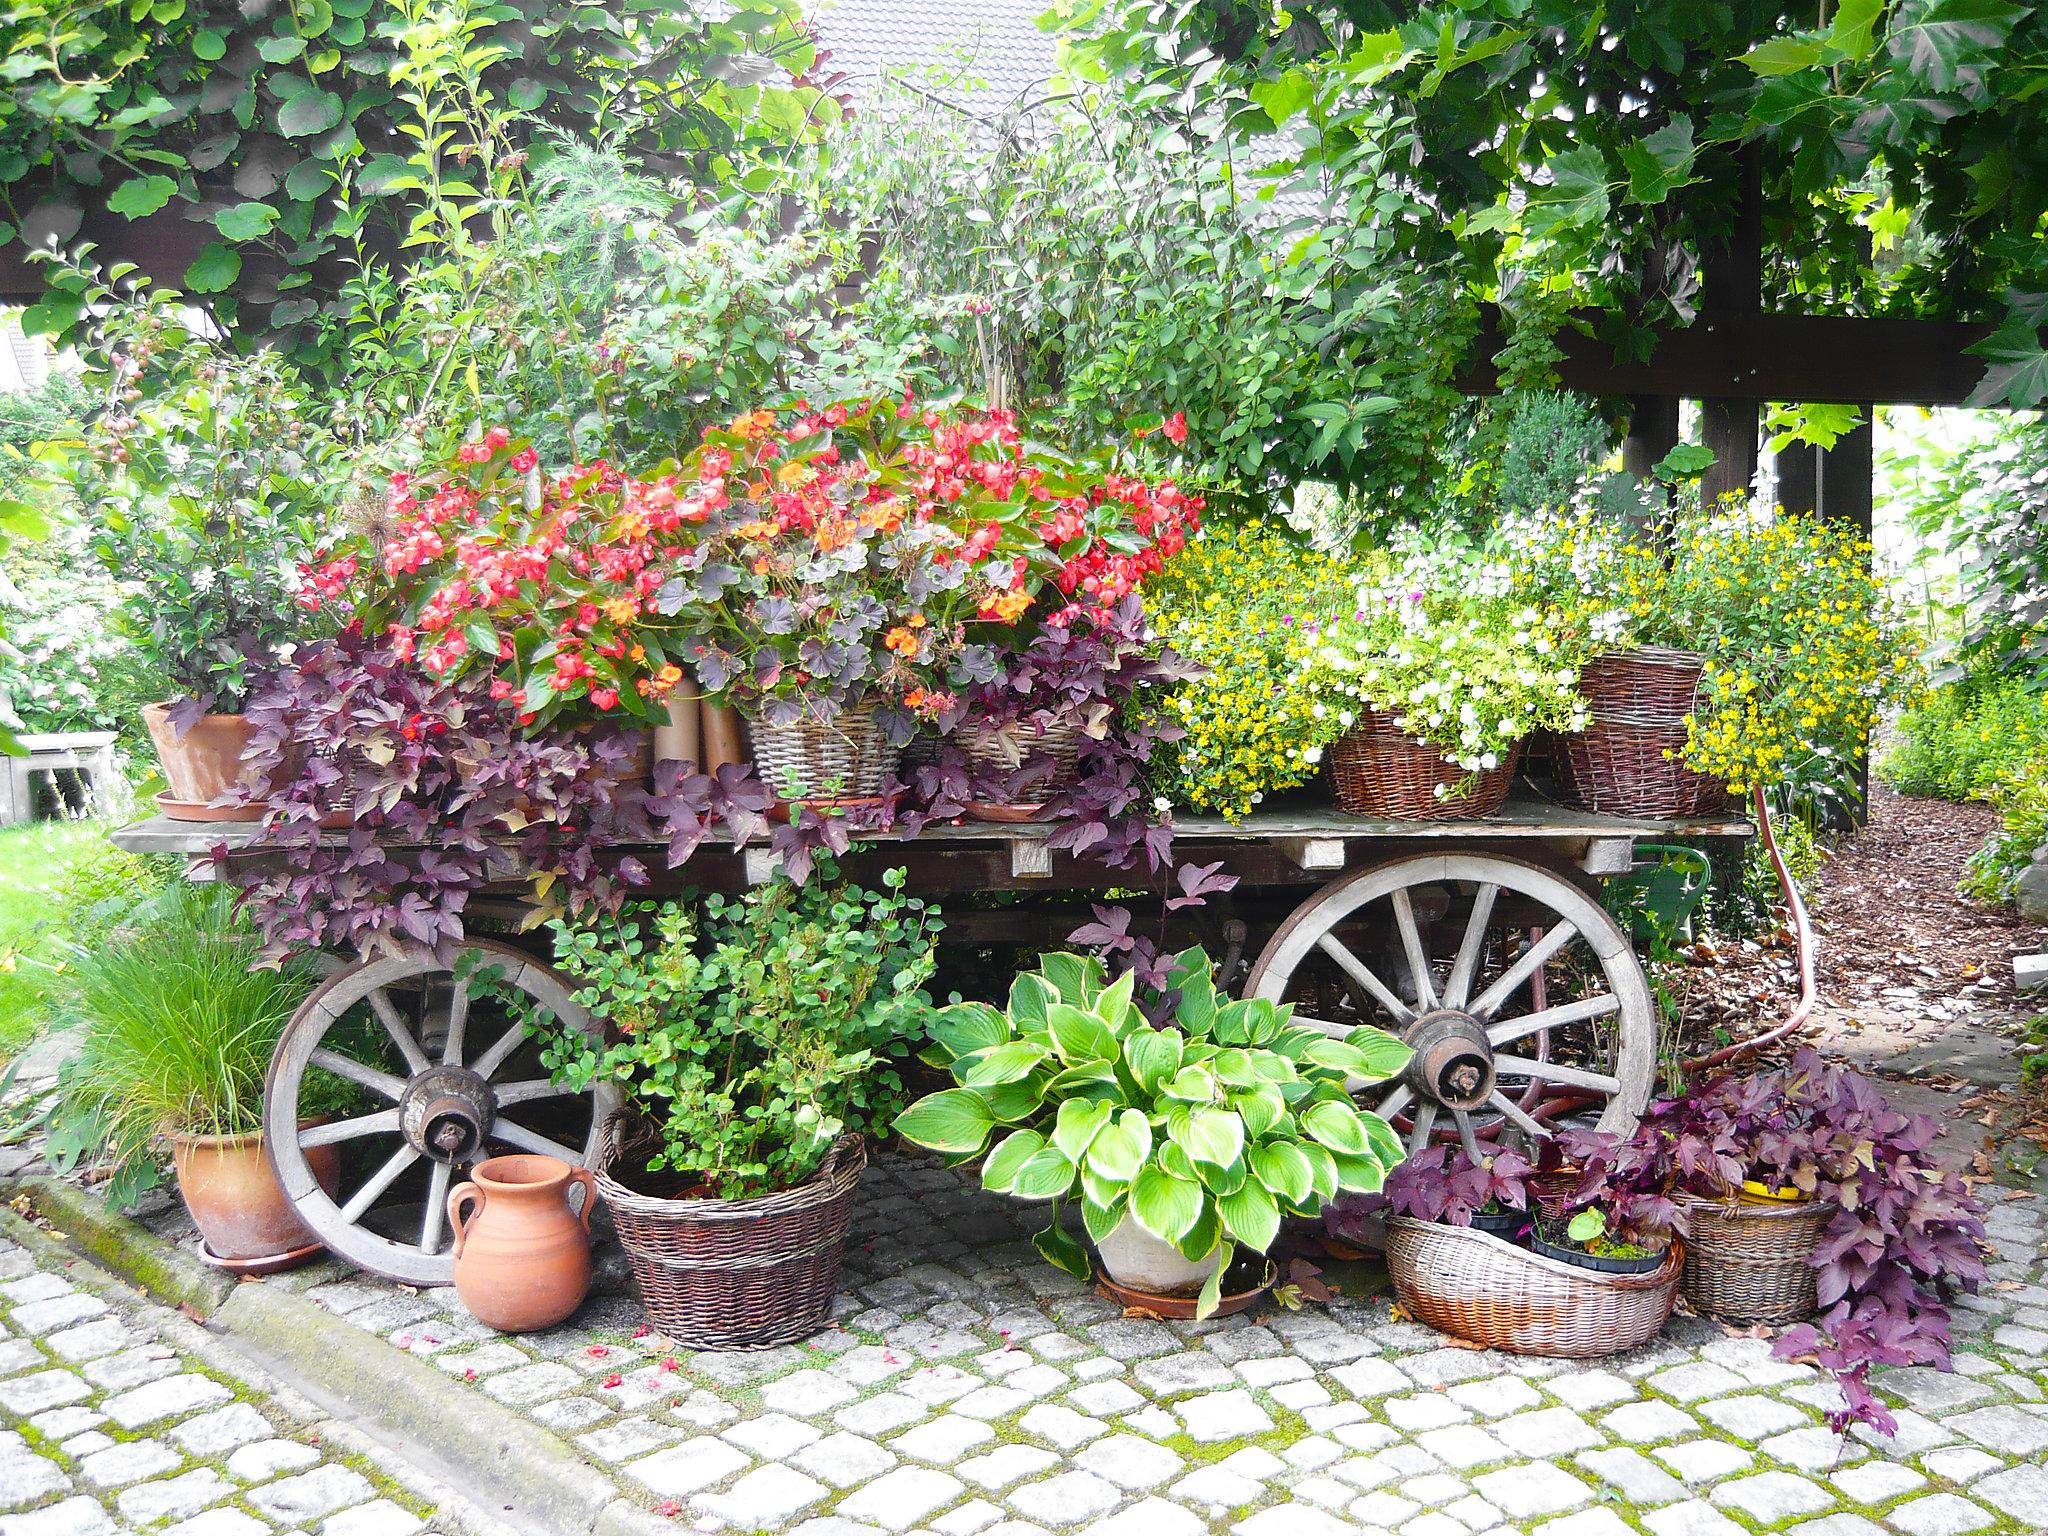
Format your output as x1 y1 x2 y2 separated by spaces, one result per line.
0 818 113 1064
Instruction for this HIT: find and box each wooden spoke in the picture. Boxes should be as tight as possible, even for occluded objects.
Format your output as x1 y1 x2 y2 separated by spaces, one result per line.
1315 933 1414 1024
491 1119 582 1164
1491 1054 1622 1095
420 1162 452 1257
1468 923 1579 1020
1442 882 1499 1010
1452 1108 1482 1161
1391 888 1438 1011
339 1145 419 1223
441 977 472 1068
493 1078 571 1108
1408 1100 1439 1155
470 1019 530 1081
364 989 431 1075
299 1110 401 1149
309 1049 408 1102
1487 1089 1548 1142
1375 1084 1414 1122
1486 993 1621 1049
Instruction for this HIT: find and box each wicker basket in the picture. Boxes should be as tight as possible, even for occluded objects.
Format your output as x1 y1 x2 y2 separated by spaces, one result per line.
1385 1216 1683 1357
957 717 1085 783
596 1119 867 1349
1559 717 1729 818
1328 709 1520 820
1559 646 1729 818
1675 1192 1833 1325
745 707 898 801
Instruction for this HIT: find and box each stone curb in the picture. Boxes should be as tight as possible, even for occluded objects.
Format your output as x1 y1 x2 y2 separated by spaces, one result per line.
7 1172 238 1316
3 1173 653 1536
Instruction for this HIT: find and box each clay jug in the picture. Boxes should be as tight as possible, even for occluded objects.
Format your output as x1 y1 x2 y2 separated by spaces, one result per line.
448 1154 598 1332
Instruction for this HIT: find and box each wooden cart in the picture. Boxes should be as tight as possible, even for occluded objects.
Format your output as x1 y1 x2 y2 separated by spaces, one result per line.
113 799 1749 1284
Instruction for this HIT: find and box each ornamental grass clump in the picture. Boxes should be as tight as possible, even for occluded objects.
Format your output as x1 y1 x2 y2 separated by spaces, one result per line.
894 947 1411 1316
1146 518 1356 818
532 866 940 1198
47 883 321 1206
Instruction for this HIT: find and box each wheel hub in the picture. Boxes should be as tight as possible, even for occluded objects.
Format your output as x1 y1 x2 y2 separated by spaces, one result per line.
1403 1008 1496 1111
399 1065 495 1163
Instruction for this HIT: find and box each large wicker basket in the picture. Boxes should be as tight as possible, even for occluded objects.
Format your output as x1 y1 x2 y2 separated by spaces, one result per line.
746 707 897 802
596 1119 867 1349
1561 646 1727 818
1675 1192 1832 1325
1385 1216 1683 1357
1328 708 1519 820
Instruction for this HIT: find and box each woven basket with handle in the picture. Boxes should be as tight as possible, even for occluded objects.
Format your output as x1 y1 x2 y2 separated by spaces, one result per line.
1328 708 1520 820
596 1118 867 1349
746 706 897 801
1385 1216 1683 1357
1675 1192 1832 1325
1561 646 1728 818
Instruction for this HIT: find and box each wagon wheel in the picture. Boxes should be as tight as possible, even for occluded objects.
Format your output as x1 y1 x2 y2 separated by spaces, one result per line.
265 937 619 1285
1245 853 1655 1157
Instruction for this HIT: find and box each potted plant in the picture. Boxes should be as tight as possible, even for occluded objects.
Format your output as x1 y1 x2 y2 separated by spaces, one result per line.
1343 1136 1685 1358
54 256 341 819
1530 1205 1670 1276
45 883 342 1268
1574 1050 1991 1434
894 947 1412 1317
953 598 1192 817
530 865 940 1347
1300 541 1589 819
1499 501 1910 814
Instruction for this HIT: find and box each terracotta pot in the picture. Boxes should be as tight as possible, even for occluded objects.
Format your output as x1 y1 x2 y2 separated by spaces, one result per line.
142 702 265 821
701 700 747 776
169 1128 338 1263
651 694 703 773
448 1154 598 1332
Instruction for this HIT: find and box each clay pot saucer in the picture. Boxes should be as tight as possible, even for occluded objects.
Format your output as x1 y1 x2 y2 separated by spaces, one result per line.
197 1238 327 1276
1094 1257 1277 1320
965 800 1052 824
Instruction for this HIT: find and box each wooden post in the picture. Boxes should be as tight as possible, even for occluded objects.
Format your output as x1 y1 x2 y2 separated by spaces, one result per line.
1817 411 1875 535
1775 438 1818 514
1817 406 1877 825
1699 398 1760 508
1622 395 1680 482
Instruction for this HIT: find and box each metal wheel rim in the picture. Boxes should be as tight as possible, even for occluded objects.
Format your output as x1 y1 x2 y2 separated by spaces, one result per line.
265 936 618 1285
1244 853 1655 1155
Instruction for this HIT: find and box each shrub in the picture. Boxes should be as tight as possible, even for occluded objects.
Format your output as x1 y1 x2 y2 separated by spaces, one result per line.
532 867 940 1197
1962 745 2048 902
0 525 161 734
1880 672 2048 803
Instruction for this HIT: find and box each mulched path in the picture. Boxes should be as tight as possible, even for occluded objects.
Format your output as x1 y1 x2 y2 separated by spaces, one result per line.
1811 786 2045 1014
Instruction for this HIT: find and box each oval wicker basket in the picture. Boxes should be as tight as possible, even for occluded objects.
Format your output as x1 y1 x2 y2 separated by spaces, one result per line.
746 706 898 802
1385 1216 1683 1357
596 1119 867 1350
1675 1191 1833 1326
1560 646 1728 818
1328 709 1520 820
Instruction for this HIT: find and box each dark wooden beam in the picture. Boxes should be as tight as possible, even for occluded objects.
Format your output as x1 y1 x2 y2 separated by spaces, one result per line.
1776 439 1818 515
1465 309 1997 408
1700 398 1760 506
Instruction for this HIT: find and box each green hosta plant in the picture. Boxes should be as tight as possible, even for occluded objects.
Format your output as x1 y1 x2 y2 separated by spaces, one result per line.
894 949 1412 1316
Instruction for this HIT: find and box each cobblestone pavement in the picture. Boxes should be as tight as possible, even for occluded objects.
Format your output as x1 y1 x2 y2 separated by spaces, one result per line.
242 1153 2048 1536
0 1230 441 1536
